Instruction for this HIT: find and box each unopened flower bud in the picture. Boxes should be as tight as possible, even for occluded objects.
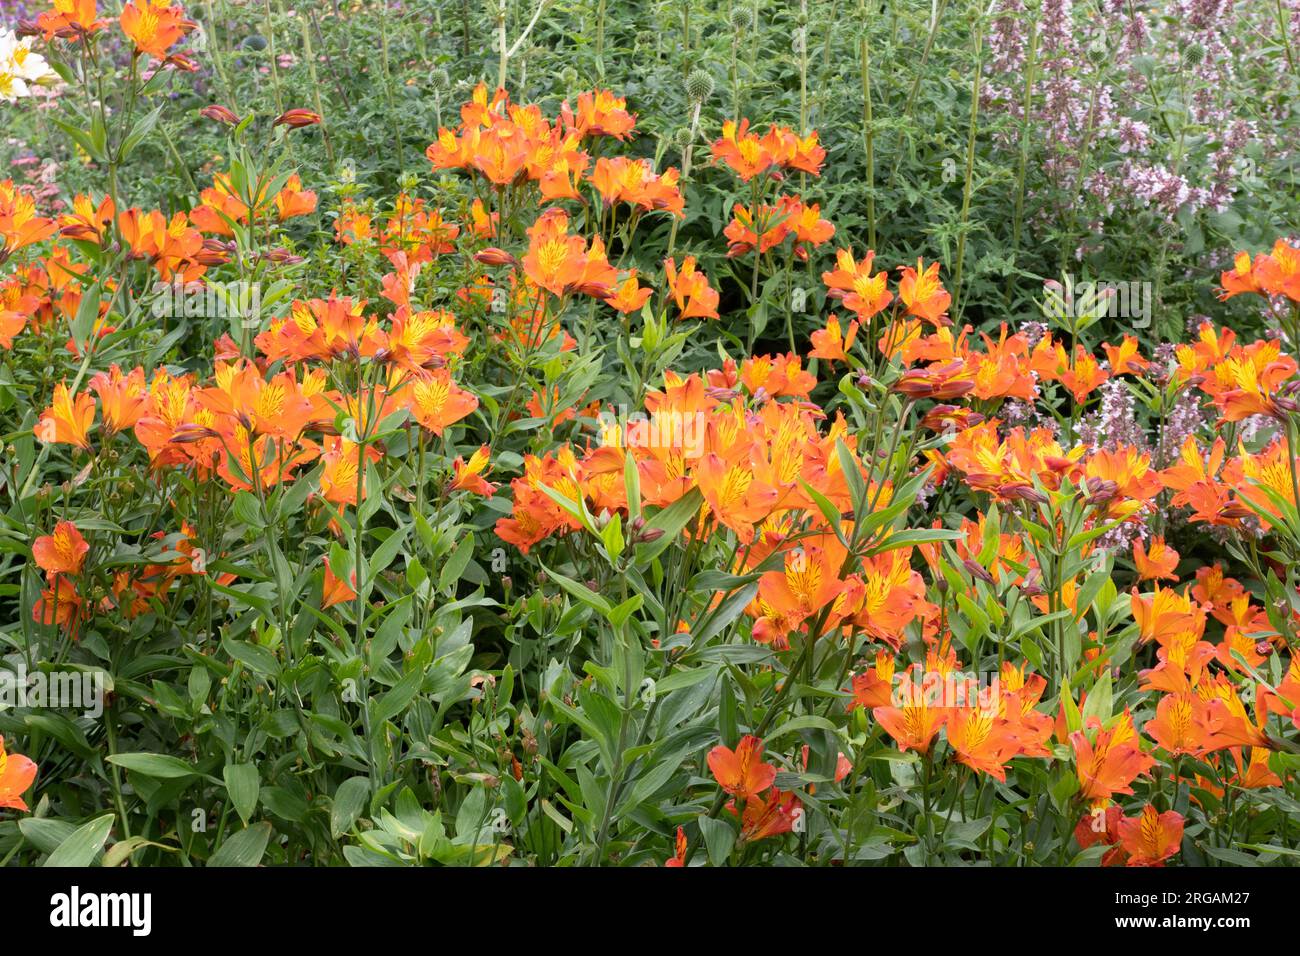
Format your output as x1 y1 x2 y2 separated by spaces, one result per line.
200 104 241 126
273 109 322 129
962 558 995 585
685 68 715 104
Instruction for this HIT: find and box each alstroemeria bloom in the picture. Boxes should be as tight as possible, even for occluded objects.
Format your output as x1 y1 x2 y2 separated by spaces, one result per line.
1116 804 1184 867
33 521 89 577
37 382 96 448
120 1 194 60
1071 715 1155 800
898 258 951 326
707 735 777 800
663 256 720 320
0 736 38 811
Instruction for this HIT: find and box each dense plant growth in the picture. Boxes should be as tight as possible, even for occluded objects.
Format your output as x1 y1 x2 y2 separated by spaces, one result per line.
1 0 1299 867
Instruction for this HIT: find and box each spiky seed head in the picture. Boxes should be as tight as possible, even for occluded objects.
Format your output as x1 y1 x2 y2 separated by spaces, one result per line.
685 68 715 103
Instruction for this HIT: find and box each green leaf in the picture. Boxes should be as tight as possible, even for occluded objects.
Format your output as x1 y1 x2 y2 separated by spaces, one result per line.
108 752 200 779
1081 669 1113 725
45 814 115 867
221 637 281 679
371 661 429 726
698 815 736 866
208 822 273 867
331 777 371 838
437 532 474 592
539 562 612 615
766 714 840 741
633 487 704 565
223 764 261 824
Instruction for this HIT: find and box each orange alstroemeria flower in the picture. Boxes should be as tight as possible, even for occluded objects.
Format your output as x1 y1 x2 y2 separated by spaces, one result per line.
750 545 850 648
897 258 951 326
1132 583 1203 642
33 520 89 578
1145 692 1217 756
821 248 893 321
321 559 357 609
120 1 194 59
451 445 497 497
1059 346 1110 402
561 89 636 140
403 368 479 435
522 209 616 299
1218 250 1262 300
1071 714 1155 800
196 362 317 439
723 201 792 258
588 157 682 216
0 180 58 260
1116 804 1184 867
0 736 38 812
37 382 96 449
1201 338 1298 422
873 685 949 755
1255 239 1300 302
318 436 380 508
89 364 148 435
1102 335 1149 376
848 651 897 711
58 193 116 244
603 271 654 314
117 207 205 281
1133 536 1179 582
37 0 107 39
809 315 859 363
33 575 83 631
736 788 801 842
1197 674 1272 751
947 706 1020 781
372 307 468 372
710 119 778 181
695 449 779 544
707 735 777 800
663 256 720 320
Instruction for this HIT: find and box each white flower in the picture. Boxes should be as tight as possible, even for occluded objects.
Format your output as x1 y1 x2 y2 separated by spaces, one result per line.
0 70 30 104
0 28 58 98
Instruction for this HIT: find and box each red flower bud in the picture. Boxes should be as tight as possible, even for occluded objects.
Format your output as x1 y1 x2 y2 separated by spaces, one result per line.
273 109 322 129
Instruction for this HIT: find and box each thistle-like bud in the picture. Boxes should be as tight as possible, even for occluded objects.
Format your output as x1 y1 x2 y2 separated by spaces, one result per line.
1183 43 1206 67
685 68 715 104
673 127 693 149
431 68 451 91
731 7 755 31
